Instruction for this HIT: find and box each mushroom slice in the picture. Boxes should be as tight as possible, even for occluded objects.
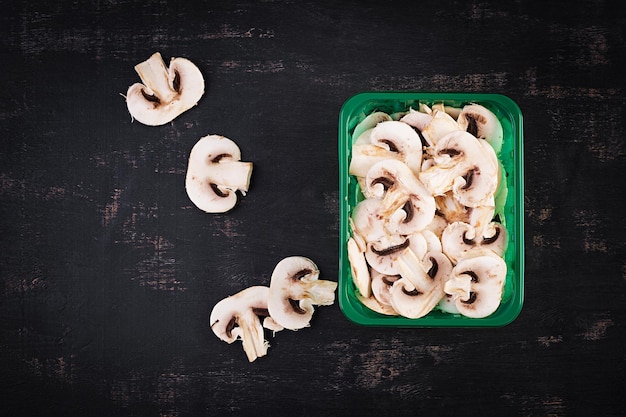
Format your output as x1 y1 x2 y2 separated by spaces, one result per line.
268 256 337 330
441 220 507 264
419 130 499 208
365 159 435 232
347 237 371 298
352 111 393 142
457 104 503 154
444 249 507 318
185 135 253 213
350 198 387 244
365 234 410 275
126 52 204 126
209 286 272 362
371 271 401 307
369 120 423 175
349 143 401 179
400 107 433 133
390 250 452 318
356 293 399 316
420 109 462 147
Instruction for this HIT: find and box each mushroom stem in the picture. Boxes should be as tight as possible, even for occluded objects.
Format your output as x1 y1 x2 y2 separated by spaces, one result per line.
232 314 269 362
300 277 338 306
206 161 253 192
134 52 177 104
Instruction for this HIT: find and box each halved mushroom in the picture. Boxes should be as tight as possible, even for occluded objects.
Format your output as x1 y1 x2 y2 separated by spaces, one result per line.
441 221 507 264
209 286 272 362
185 135 253 213
457 104 503 154
126 52 204 126
444 249 507 318
419 130 499 208
267 256 337 330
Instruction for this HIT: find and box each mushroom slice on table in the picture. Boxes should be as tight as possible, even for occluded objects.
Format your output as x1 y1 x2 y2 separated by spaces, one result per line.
209 286 273 362
441 220 507 264
126 52 204 126
457 104 503 154
185 135 253 213
444 249 507 318
268 256 337 330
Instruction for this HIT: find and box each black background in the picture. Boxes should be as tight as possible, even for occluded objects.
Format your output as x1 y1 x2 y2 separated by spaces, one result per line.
2 1 625 416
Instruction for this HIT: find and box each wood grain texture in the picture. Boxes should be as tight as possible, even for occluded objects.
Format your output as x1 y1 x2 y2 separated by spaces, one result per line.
1 0 625 416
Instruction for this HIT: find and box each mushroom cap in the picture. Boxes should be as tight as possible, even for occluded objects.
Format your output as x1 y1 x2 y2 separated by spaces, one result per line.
268 256 337 330
185 135 253 213
444 249 507 318
126 52 205 126
209 286 271 362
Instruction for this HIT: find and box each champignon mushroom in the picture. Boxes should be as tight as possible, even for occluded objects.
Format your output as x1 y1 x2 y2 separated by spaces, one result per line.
371 271 401 307
441 221 507 263
369 120 423 175
365 159 435 232
418 108 462 147
185 134 253 213
389 251 452 319
267 256 337 330
125 52 204 126
364 234 410 276
356 293 399 316
444 249 507 318
347 237 371 298
209 286 272 362
457 104 503 154
419 130 499 208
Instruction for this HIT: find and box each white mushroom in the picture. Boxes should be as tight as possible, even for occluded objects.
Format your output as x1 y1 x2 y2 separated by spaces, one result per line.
125 52 204 126
356 293 399 316
369 120 423 175
209 286 272 362
352 111 392 142
457 104 503 154
389 251 452 319
347 237 371 298
364 234 410 276
350 198 387 244
419 130 499 208
185 135 253 213
444 249 507 318
420 109 462 147
441 221 507 264
365 159 435 232
267 256 337 330
399 107 433 132
371 271 401 307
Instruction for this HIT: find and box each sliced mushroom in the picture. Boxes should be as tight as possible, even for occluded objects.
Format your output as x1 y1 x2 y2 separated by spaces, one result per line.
350 198 387 244
267 256 337 330
356 293 399 316
444 249 507 318
185 135 253 213
419 130 499 208
389 250 452 319
347 237 371 298
352 111 393 142
420 109 462 147
371 271 401 307
399 107 433 133
441 221 507 264
457 104 503 154
209 286 272 362
126 52 204 126
365 234 410 275
369 120 423 175
365 159 435 232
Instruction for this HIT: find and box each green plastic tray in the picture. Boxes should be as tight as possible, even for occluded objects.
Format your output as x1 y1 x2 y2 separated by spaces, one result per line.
338 92 524 327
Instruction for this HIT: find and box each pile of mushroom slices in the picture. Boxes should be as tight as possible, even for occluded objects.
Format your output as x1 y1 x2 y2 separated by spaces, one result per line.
210 256 337 362
347 103 509 319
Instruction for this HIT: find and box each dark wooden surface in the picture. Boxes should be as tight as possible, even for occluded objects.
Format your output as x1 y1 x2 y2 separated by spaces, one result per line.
2 1 625 416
